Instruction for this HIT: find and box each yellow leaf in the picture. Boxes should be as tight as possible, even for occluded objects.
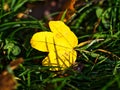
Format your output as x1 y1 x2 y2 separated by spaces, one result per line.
30 21 78 71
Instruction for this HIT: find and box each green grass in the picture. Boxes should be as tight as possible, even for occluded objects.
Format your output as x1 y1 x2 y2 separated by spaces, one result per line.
0 0 120 90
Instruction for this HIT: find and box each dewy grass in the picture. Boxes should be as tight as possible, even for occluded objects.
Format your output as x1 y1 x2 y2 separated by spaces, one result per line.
0 0 120 90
